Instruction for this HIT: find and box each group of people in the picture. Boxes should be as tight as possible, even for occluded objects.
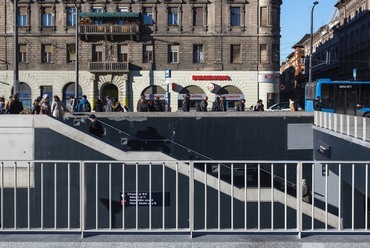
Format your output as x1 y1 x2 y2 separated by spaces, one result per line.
0 94 24 114
137 95 164 112
180 95 264 112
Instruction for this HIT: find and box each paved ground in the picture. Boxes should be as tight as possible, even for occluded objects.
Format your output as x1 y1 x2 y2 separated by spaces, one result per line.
0 233 370 248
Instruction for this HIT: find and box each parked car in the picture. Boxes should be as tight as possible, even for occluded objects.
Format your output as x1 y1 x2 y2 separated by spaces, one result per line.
267 102 302 111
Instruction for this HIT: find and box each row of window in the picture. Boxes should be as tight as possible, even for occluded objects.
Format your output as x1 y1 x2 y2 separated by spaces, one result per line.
17 5 277 28
18 43 272 64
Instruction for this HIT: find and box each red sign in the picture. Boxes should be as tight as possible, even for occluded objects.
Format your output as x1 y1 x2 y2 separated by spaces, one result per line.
192 75 230 81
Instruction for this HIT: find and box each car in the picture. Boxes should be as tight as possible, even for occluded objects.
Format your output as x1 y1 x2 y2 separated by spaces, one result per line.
267 102 302 111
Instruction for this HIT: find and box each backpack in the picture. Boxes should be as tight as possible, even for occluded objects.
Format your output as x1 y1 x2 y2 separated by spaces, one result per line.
82 102 91 112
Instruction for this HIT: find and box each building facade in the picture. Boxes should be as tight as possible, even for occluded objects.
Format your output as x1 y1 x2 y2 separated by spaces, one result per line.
0 0 281 111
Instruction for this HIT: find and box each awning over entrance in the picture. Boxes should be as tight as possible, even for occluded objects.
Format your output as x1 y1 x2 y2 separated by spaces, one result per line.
79 12 140 18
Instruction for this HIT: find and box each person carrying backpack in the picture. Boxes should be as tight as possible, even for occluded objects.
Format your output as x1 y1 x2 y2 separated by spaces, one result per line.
77 95 91 112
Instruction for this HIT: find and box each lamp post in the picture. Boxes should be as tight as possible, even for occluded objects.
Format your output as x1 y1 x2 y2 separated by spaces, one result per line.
74 3 79 100
13 0 19 95
309 1 319 83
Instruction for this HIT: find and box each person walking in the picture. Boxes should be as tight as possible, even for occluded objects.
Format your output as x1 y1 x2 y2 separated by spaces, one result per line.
182 93 190 112
51 95 67 119
77 95 91 112
89 114 104 138
105 96 113 112
236 99 246 111
212 96 221 111
7 94 23 114
200 96 208 112
39 94 51 115
220 96 227 112
67 96 77 112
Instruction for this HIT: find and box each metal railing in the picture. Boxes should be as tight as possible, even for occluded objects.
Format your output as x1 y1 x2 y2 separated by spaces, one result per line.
89 62 129 72
79 24 139 35
1 160 369 237
314 111 370 142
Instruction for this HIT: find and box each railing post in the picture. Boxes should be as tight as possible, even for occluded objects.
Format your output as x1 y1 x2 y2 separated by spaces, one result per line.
297 162 302 239
364 117 367 141
189 160 194 238
80 161 85 239
354 116 358 139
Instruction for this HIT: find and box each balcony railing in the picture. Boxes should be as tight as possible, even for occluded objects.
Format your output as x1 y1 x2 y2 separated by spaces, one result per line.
79 24 139 35
89 62 129 72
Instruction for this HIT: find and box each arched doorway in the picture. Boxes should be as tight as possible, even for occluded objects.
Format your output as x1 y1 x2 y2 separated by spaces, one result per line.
101 83 119 102
12 82 32 110
216 85 244 111
178 85 206 111
63 82 83 105
141 85 166 100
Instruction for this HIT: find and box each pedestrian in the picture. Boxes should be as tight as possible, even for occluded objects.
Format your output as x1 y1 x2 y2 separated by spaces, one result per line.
254 99 264 111
153 96 164 112
200 96 208 112
39 94 51 115
212 96 220 111
89 114 104 138
4 95 13 114
236 99 246 111
138 97 149 112
105 96 113 112
67 95 77 112
182 93 190 112
77 95 91 112
32 96 41 114
289 98 297 112
0 96 5 114
220 96 227 111
314 96 323 111
302 179 311 203
112 98 123 112
136 94 145 112
51 95 67 119
7 94 24 114
94 98 104 112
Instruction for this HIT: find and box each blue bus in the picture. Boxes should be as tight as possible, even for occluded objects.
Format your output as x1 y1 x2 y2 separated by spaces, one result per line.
305 78 370 117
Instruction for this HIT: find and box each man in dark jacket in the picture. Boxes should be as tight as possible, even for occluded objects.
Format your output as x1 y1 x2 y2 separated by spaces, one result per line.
89 114 104 138
8 94 24 114
212 96 220 111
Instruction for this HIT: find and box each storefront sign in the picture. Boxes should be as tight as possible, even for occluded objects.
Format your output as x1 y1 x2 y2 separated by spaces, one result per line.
192 75 230 81
258 73 280 83
178 94 205 100
144 94 165 100
121 192 170 207
216 94 244 100
207 83 215 91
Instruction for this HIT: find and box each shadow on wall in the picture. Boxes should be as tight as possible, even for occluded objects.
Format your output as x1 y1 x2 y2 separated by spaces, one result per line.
127 126 170 153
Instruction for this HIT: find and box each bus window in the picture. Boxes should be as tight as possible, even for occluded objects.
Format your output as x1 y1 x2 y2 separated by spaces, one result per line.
305 82 316 100
358 84 370 106
321 84 334 109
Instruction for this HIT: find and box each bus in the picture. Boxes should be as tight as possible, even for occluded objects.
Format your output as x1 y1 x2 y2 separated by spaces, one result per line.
305 78 370 117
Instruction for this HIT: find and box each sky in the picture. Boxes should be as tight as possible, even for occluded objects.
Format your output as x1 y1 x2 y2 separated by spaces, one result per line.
280 0 338 63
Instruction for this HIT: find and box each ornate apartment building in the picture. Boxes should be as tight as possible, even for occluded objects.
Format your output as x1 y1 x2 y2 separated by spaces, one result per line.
0 0 281 111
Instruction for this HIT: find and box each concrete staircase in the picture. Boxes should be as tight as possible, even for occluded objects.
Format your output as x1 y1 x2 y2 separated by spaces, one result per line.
1 115 341 229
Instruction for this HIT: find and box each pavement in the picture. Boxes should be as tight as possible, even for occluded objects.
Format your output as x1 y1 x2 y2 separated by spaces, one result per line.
0 233 370 247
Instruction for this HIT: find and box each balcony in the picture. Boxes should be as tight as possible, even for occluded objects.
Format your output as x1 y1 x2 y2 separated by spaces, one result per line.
78 12 140 41
89 62 129 72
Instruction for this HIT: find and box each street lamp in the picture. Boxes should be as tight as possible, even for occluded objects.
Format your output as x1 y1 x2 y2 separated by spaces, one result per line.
73 2 79 101
13 0 19 95
309 1 319 83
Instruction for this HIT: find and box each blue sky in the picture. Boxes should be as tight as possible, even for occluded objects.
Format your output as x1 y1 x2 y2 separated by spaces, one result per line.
280 0 338 63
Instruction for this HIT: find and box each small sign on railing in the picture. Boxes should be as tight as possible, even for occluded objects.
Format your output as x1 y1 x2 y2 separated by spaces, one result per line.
120 192 170 207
